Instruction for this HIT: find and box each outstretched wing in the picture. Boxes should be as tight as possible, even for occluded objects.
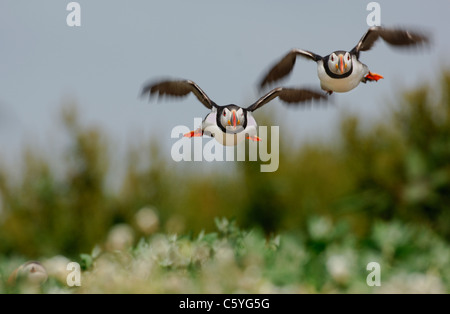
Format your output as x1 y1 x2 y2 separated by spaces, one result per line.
141 79 218 109
259 49 322 88
351 26 430 58
246 87 326 112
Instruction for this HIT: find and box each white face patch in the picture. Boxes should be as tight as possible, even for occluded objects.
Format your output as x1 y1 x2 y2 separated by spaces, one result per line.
343 52 352 72
236 108 245 126
220 108 230 128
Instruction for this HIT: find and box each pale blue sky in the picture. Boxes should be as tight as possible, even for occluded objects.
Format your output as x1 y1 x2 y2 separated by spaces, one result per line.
0 0 449 175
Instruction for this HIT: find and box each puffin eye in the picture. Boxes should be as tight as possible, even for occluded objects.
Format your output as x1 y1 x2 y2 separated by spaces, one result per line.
330 55 334 62
347 54 350 61
223 111 226 117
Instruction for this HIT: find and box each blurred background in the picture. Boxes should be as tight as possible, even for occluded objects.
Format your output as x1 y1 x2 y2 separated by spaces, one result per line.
0 0 450 293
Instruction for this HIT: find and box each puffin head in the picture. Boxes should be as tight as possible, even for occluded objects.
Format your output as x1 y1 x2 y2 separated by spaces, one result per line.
327 51 352 75
8 261 48 286
220 106 245 133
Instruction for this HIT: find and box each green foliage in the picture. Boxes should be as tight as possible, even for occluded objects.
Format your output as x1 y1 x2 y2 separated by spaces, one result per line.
0 106 117 257
1 71 450 293
1 217 448 293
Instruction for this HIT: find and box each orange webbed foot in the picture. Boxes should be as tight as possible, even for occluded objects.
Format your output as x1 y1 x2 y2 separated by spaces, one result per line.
365 72 384 82
246 136 262 142
184 130 203 138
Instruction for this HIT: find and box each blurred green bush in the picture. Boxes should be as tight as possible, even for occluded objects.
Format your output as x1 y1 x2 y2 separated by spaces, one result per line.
0 71 449 263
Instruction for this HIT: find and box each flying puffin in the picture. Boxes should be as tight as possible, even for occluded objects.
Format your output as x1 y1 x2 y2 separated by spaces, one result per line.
259 26 429 94
141 79 326 146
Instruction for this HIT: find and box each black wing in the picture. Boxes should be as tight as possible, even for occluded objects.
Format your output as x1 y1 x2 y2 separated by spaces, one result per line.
259 49 322 89
141 79 218 109
351 26 430 58
246 87 326 112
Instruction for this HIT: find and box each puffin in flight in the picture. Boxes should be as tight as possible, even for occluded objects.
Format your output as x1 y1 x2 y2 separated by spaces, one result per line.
259 26 429 94
142 79 326 146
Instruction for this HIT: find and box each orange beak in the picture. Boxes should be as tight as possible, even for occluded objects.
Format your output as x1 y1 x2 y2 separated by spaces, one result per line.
232 110 237 128
339 54 344 74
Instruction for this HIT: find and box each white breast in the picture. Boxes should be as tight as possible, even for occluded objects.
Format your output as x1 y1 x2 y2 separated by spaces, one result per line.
317 56 369 93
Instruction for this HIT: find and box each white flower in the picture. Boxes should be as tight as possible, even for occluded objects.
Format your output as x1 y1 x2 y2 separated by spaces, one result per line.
135 206 159 234
42 255 71 283
308 216 333 241
106 224 135 251
376 272 446 294
326 254 350 284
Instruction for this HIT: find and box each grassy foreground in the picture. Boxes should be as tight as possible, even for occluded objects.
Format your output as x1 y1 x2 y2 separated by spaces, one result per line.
1 217 449 294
